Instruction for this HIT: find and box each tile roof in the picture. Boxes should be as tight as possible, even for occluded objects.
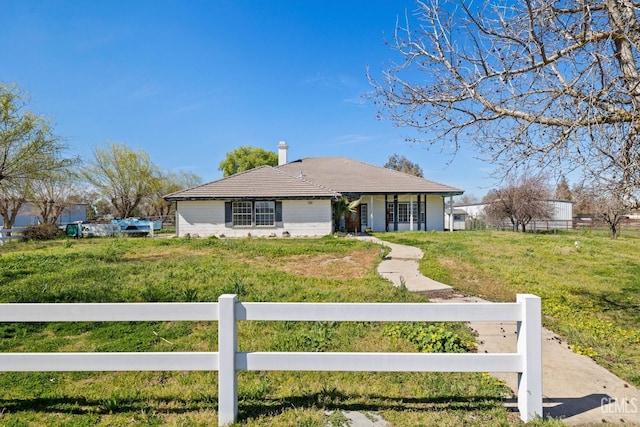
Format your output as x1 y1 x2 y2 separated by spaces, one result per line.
278 157 463 195
164 157 463 201
164 165 340 200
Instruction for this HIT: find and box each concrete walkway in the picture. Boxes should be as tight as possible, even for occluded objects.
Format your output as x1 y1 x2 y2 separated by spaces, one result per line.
356 235 640 426
373 239 454 297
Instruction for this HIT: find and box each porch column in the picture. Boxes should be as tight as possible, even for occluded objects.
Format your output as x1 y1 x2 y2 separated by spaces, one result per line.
417 195 422 231
393 194 398 232
384 195 388 232
410 196 414 231
424 194 428 231
449 195 454 232
370 196 374 230
175 203 180 237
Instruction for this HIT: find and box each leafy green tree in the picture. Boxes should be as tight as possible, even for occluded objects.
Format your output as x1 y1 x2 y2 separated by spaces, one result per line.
146 170 202 221
218 146 278 177
82 143 161 219
93 197 114 220
0 83 75 228
384 154 424 177
0 83 72 186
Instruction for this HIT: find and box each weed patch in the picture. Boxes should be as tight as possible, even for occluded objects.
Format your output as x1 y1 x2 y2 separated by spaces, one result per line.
379 230 640 387
0 235 535 425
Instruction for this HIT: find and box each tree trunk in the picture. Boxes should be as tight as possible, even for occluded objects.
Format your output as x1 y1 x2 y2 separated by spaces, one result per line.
0 199 24 231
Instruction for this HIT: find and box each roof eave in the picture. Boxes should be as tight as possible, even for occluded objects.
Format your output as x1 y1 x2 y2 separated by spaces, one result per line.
164 195 339 202
340 190 464 197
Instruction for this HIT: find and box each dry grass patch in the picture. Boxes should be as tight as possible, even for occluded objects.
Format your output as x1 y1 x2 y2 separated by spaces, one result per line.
437 257 515 302
249 248 380 279
120 245 210 262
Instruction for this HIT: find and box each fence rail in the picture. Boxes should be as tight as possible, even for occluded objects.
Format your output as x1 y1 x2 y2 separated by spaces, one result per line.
0 227 26 245
0 294 542 425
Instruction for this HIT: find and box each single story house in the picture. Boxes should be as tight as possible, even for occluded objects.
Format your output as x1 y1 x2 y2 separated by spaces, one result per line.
164 143 463 238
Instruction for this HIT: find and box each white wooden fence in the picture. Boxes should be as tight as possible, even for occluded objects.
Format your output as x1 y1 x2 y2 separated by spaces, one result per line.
0 294 542 425
0 227 26 245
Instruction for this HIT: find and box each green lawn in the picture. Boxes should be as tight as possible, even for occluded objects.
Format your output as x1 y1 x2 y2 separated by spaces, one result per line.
0 235 572 426
378 229 640 387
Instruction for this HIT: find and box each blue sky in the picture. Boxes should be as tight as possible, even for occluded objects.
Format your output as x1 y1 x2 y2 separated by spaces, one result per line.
1 0 496 199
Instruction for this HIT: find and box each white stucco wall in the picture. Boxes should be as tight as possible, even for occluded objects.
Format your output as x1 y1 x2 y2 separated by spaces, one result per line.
175 200 332 238
369 196 388 232
426 195 445 230
281 200 333 236
175 201 223 238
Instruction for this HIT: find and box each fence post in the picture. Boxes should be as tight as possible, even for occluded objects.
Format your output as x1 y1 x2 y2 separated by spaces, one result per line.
516 294 542 421
218 294 238 426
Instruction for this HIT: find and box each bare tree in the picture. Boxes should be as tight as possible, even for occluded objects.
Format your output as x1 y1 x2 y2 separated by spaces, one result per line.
593 190 628 239
455 193 480 205
370 0 640 201
576 179 628 238
483 175 552 232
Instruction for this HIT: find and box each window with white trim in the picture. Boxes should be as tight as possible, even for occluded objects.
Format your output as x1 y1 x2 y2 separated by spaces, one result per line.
230 201 278 227
387 202 423 223
232 201 253 226
398 203 410 222
254 201 275 226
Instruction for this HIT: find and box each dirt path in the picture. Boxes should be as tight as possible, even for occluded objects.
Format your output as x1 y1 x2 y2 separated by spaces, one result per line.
360 235 640 425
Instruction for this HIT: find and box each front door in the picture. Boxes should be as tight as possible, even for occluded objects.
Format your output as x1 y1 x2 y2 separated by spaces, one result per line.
344 209 360 234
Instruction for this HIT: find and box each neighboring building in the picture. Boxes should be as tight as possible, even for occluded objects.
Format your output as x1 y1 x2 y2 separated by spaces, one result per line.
0 203 87 228
164 143 464 238
455 200 574 230
444 207 468 231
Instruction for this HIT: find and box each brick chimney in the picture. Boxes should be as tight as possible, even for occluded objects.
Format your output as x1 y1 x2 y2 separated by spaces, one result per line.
278 141 288 165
